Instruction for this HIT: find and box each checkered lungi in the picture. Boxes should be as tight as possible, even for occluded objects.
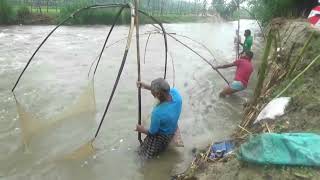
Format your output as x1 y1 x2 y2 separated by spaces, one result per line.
138 134 173 159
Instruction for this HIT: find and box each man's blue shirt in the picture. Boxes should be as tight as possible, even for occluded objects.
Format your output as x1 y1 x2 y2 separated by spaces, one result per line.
149 88 182 135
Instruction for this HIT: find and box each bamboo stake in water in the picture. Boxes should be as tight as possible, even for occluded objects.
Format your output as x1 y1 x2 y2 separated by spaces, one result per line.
134 0 143 144
94 4 135 139
93 7 124 77
143 33 152 64
236 0 240 59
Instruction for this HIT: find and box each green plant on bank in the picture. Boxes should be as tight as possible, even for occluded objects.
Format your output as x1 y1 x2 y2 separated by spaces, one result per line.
58 1 208 25
58 0 205 24
212 0 317 27
273 29 320 100
0 0 14 24
60 4 128 25
276 53 320 98
0 0 209 25
59 3 149 25
211 0 236 20
16 5 32 23
252 30 273 104
287 31 315 77
247 0 317 26
211 0 248 20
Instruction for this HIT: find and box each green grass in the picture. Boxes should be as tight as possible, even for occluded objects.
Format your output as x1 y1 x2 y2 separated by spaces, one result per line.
31 7 60 15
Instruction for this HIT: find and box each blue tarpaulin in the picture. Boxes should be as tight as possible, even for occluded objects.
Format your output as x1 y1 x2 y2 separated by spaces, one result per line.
209 140 234 160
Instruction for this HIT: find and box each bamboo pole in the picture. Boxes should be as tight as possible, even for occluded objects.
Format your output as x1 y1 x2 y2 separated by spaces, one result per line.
12 4 127 92
238 125 252 134
287 31 315 77
236 0 240 59
252 30 273 105
143 33 152 64
265 123 271 133
169 52 176 87
142 29 229 85
276 54 320 98
94 3 135 139
93 7 124 76
134 0 143 144
137 10 168 79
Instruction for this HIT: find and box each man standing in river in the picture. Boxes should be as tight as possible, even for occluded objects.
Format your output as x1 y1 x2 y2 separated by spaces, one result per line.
135 78 182 159
215 51 254 97
239 29 253 55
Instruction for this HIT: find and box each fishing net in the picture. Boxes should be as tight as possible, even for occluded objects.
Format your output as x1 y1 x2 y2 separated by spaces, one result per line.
63 141 96 160
15 80 96 155
11 3 226 162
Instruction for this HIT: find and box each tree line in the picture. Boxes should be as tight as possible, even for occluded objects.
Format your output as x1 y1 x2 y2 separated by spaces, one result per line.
211 0 319 25
6 0 210 16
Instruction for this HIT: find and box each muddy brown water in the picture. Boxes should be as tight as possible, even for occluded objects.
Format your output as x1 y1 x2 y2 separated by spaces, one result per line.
0 20 261 180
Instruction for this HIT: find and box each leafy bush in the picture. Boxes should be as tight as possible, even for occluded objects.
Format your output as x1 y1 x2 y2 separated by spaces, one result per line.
16 5 32 23
0 0 14 24
59 0 141 25
247 0 318 26
58 0 128 24
212 0 318 25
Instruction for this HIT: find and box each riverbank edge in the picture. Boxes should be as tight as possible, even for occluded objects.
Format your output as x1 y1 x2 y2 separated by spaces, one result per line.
1 13 221 26
175 18 320 180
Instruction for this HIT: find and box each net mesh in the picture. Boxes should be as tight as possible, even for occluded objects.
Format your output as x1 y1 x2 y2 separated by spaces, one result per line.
14 80 97 159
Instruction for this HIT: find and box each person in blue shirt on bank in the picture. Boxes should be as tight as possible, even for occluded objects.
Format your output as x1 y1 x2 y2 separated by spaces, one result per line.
135 78 182 159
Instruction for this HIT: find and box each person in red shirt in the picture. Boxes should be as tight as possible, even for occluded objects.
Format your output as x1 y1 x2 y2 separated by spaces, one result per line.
215 51 254 97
